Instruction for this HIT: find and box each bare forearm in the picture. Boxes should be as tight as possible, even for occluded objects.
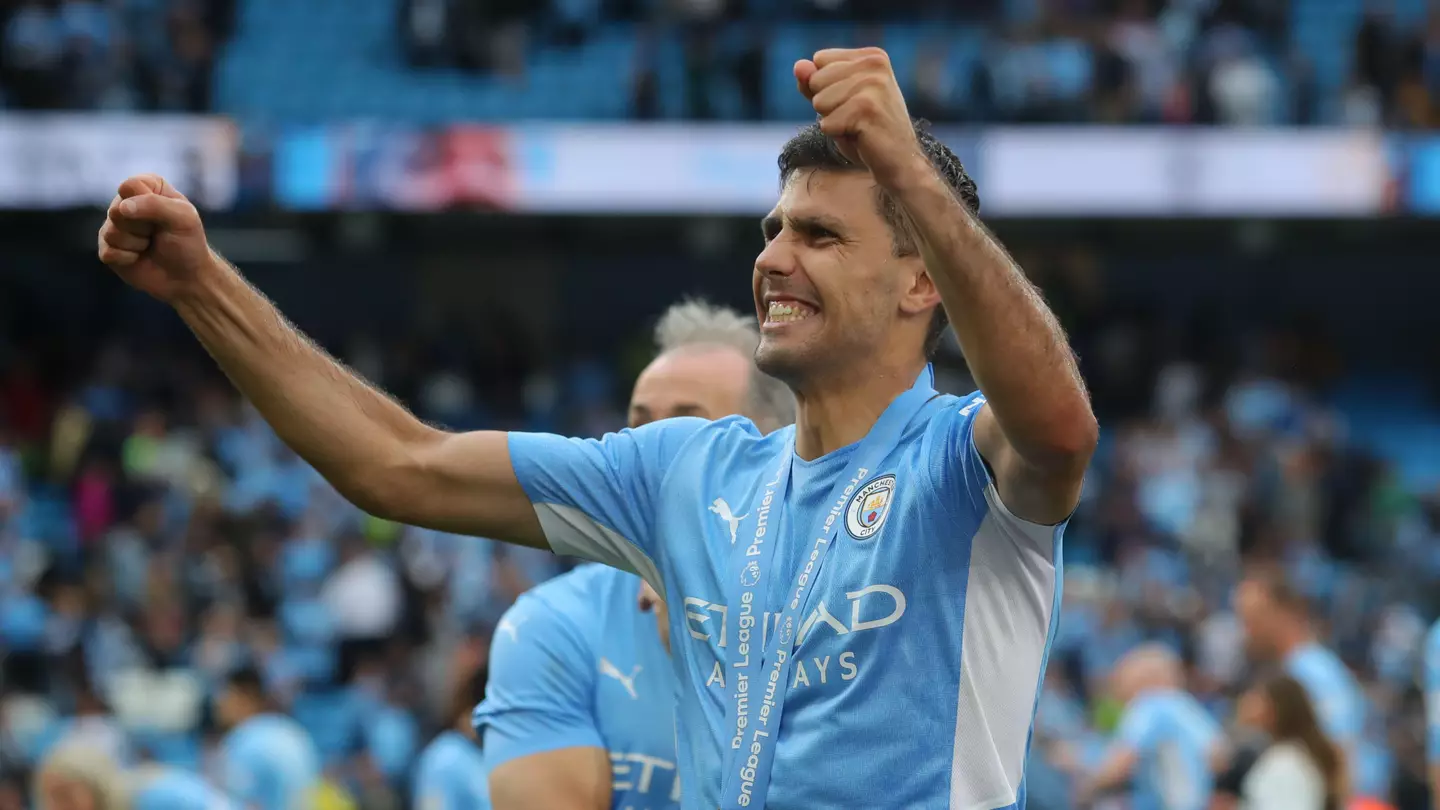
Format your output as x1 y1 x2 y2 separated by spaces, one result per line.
490 750 612 810
173 253 433 514
893 164 1096 466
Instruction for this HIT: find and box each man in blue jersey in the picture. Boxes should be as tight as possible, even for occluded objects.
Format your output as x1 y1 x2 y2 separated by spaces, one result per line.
1423 618 1440 809
34 744 233 809
97 45 1096 809
415 668 492 810
475 300 794 810
1076 645 1226 810
215 667 321 810
1234 568 1369 789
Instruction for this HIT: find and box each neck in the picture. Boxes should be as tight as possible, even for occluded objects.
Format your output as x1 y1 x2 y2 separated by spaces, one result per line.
791 359 926 461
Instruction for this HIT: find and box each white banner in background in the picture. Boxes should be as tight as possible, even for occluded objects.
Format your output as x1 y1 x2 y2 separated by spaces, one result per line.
0 115 238 209
509 124 797 214
1185 130 1389 216
979 127 1389 216
496 125 1388 217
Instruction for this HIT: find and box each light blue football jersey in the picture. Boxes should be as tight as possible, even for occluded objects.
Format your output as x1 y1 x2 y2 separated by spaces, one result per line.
474 564 680 810
220 714 321 810
507 389 1064 810
1423 620 1440 764
131 767 235 809
1110 689 1221 810
413 730 492 810
1286 642 1364 746
1285 640 1367 790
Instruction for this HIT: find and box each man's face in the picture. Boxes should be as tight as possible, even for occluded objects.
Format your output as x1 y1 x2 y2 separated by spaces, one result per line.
1233 580 1280 660
215 685 246 731
628 346 751 428
36 773 97 810
753 169 930 383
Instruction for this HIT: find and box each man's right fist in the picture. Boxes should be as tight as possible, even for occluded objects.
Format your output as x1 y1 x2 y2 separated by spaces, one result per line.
98 174 215 303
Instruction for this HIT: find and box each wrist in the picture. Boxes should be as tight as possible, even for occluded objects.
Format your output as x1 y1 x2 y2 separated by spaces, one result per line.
876 148 939 198
170 248 236 311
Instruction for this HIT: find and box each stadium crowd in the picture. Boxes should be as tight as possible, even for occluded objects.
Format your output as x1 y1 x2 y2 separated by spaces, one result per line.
0 0 234 111
4 0 1439 126
2 239 1440 808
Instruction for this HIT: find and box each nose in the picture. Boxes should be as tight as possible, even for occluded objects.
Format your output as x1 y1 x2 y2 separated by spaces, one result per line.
754 235 798 279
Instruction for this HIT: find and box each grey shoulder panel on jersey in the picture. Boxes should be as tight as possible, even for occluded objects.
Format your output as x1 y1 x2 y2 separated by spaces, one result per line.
536 503 665 602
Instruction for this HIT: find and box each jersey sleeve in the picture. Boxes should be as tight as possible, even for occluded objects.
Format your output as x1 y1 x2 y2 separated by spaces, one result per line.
927 394 1063 555
471 592 605 770
507 417 706 585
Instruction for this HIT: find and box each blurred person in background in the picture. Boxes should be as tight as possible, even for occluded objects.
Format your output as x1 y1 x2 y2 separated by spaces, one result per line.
1234 567 1370 795
215 666 320 810
413 664 491 810
44 679 131 768
33 743 231 810
1074 644 1226 810
1235 674 1348 810
473 299 793 810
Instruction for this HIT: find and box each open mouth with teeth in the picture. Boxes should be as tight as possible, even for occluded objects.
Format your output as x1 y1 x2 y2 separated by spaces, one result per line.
765 300 818 326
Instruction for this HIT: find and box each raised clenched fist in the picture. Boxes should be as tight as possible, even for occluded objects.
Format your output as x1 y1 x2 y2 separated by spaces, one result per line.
97 174 218 304
795 47 924 190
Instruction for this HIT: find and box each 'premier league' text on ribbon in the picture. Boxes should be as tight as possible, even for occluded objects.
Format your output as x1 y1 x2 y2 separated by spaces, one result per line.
729 456 785 753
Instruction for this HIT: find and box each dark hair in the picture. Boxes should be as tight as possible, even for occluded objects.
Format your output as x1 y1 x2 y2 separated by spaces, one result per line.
1261 675 1347 810
777 120 980 358
225 665 266 696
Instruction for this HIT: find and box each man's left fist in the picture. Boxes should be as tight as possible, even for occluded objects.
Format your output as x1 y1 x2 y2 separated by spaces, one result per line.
796 47 923 189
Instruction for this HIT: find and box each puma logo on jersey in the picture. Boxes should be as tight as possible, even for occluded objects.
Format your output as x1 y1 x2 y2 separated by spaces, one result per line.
599 658 642 699
497 615 526 643
709 498 748 544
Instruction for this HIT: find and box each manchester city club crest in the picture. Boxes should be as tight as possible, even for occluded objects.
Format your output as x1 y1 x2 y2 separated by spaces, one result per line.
845 474 897 541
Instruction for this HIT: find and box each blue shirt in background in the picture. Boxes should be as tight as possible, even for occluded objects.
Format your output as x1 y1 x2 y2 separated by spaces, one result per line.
220 714 320 810
1286 642 1368 790
413 730 491 810
474 564 679 810
1423 619 1440 764
132 766 234 810
1111 689 1222 810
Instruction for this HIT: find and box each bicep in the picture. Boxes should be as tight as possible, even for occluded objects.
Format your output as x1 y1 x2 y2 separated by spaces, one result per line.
488 747 612 810
393 429 547 547
974 404 1085 525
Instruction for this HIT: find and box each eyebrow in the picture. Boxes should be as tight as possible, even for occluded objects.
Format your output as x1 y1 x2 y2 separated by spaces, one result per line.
760 212 848 241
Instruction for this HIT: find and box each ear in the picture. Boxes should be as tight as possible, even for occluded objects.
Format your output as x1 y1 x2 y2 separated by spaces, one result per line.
897 263 943 319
